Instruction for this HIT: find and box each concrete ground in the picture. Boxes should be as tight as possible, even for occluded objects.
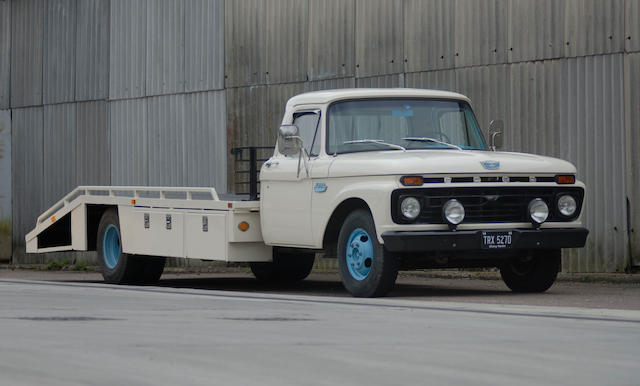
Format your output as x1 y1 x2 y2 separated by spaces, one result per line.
1 268 639 386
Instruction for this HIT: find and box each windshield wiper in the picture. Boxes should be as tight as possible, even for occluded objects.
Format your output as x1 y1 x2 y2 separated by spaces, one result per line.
402 137 462 150
343 139 406 151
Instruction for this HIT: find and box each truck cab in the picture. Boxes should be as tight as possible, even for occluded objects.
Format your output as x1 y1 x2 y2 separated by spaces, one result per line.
260 89 588 297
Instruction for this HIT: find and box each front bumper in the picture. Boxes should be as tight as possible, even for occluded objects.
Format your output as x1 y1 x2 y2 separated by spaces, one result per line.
381 228 589 253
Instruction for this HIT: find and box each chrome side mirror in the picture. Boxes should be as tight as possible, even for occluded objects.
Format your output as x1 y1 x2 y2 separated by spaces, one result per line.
488 120 504 151
278 124 303 156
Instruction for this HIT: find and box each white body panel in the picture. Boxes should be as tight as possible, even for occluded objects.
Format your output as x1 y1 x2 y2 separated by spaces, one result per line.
26 186 271 262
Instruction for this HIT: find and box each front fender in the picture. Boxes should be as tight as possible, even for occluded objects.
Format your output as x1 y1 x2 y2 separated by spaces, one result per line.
311 176 400 247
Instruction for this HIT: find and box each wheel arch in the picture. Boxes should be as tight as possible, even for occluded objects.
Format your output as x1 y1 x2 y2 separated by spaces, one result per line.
86 204 118 251
322 198 373 258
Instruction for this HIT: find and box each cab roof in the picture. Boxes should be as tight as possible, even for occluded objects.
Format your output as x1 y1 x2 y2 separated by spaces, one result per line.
286 88 471 109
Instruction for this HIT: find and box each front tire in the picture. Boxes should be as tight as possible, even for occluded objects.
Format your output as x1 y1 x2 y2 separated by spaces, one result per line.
500 249 560 293
97 208 165 285
250 247 315 283
338 210 398 297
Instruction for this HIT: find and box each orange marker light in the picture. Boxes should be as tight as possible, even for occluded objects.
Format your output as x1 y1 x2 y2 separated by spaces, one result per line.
238 221 250 232
131 199 136 205
51 216 55 222
556 175 575 184
401 176 423 186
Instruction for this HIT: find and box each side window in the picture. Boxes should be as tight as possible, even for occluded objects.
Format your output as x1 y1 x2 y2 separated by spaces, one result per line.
293 111 321 156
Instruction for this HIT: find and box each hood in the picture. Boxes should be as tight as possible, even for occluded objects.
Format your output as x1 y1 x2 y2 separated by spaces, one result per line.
327 150 577 177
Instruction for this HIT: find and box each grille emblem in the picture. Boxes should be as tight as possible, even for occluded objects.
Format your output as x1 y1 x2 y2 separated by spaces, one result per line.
484 195 500 201
481 160 500 170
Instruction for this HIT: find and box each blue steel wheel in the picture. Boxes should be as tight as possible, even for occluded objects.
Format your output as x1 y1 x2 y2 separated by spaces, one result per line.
338 209 399 297
102 224 121 269
345 228 374 281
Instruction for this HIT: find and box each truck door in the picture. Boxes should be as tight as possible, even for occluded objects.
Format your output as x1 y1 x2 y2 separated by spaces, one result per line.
260 110 321 247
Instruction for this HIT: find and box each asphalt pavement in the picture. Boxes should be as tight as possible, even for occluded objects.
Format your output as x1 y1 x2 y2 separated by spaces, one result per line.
1 275 639 386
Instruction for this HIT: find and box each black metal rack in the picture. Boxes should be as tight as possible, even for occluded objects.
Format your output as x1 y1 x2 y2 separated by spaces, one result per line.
229 146 273 200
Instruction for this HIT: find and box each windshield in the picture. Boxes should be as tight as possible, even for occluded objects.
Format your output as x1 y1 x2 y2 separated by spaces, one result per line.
326 98 487 154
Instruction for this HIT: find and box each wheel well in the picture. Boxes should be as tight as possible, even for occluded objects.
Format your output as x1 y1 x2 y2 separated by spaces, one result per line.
322 198 372 258
87 205 117 251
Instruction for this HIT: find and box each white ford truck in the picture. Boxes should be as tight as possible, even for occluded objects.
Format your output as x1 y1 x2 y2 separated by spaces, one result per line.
27 88 588 297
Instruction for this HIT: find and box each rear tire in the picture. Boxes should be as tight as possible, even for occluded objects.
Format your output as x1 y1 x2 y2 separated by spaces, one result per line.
97 208 165 285
250 247 315 283
337 210 398 297
500 249 560 293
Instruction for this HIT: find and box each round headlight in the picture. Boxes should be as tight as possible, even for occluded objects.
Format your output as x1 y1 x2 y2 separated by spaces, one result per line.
443 199 465 225
557 195 577 217
401 197 421 220
528 198 549 224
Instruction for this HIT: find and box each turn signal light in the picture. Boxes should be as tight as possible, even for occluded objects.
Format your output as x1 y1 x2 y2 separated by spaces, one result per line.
556 175 575 184
401 176 423 186
238 221 250 232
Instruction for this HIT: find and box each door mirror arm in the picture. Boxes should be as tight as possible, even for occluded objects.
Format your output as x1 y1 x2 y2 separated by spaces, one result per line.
488 120 504 151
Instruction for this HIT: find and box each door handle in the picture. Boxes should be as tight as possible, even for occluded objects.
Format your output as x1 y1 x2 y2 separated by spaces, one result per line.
264 161 279 168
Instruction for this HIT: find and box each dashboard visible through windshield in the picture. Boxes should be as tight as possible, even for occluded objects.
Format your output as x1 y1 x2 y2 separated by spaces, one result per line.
326 98 487 154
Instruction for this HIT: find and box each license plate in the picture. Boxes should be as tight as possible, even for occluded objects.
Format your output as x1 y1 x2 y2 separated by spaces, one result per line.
481 231 513 249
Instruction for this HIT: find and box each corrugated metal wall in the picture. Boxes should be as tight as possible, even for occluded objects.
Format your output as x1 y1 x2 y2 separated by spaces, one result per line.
266 0 308 84
43 103 76 208
224 0 266 87
10 0 43 108
146 0 184 96
355 0 404 77
0 110 11 261
109 0 146 100
308 0 355 81
185 0 224 92
404 0 455 72
4 0 640 270
75 0 110 101
110 98 148 186
77 101 110 185
627 53 640 266
43 0 76 105
0 1 10 110
11 107 43 261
